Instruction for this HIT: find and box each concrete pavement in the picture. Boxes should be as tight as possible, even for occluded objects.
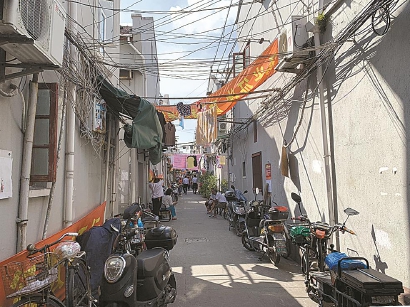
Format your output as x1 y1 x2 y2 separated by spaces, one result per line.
166 191 316 307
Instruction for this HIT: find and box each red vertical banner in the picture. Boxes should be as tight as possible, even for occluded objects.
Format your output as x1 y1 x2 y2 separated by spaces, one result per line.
0 202 106 307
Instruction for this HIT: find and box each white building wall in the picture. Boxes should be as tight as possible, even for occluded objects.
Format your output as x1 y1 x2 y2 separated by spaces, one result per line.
0 0 121 258
232 0 410 287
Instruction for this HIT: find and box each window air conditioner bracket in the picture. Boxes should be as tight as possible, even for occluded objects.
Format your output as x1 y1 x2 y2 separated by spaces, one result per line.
0 37 60 82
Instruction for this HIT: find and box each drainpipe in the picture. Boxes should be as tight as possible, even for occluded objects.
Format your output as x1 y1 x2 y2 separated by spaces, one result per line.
127 37 146 203
313 7 336 246
103 113 112 202
64 0 77 228
111 120 120 217
17 73 39 252
127 37 147 96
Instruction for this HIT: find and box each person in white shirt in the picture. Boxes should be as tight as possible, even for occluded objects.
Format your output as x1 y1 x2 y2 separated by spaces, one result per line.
182 176 189 194
209 188 227 218
192 174 198 194
163 188 177 220
149 175 164 216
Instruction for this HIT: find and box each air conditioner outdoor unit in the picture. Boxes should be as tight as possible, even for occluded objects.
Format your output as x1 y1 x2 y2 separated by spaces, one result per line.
276 15 310 73
218 122 227 133
0 0 67 68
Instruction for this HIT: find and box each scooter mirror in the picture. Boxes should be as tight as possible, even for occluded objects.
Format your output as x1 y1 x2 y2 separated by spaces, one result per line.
344 208 359 216
291 192 301 203
231 185 235 189
243 190 248 194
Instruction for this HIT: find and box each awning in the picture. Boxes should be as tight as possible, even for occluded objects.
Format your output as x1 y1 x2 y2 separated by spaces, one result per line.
123 99 163 165
97 76 163 165
97 75 141 119
156 39 279 122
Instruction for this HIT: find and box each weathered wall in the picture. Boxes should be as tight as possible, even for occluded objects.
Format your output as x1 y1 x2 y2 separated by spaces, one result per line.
232 0 410 287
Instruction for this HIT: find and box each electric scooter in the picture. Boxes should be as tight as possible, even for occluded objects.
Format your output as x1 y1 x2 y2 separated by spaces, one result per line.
99 204 177 307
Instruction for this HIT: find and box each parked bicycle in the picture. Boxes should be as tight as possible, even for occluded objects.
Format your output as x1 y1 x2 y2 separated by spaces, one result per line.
288 193 404 306
289 193 358 278
1 232 94 307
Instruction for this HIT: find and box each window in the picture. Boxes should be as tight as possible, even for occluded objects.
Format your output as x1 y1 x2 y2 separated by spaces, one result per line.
242 161 246 177
253 120 258 142
31 83 58 183
98 0 114 54
119 69 133 80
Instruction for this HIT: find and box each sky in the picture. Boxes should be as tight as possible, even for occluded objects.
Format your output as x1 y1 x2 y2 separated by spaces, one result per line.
119 0 239 146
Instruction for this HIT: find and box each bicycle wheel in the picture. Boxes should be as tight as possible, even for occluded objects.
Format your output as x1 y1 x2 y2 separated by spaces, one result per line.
66 258 92 307
301 248 309 276
11 295 65 307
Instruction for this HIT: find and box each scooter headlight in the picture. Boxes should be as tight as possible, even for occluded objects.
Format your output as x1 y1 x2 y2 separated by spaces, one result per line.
104 255 126 283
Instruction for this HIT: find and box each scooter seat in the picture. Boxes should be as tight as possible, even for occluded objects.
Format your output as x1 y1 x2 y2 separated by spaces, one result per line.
136 248 169 277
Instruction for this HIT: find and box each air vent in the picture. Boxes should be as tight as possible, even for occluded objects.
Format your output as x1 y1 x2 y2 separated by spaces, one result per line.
0 0 66 67
20 0 50 40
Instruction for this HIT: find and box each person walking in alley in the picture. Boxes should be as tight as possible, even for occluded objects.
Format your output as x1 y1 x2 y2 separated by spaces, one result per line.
192 174 198 194
163 188 177 220
209 188 227 218
149 174 164 216
182 175 189 194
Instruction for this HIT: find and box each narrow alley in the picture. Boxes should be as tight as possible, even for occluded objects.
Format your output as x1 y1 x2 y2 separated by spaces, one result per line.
168 190 316 307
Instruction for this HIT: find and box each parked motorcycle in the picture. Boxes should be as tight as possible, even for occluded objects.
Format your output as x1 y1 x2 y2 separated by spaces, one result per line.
241 192 289 265
289 193 404 306
225 185 248 236
99 204 177 307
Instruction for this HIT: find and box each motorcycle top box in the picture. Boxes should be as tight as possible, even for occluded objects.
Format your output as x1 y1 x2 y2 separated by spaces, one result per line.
268 206 289 221
338 268 403 296
145 225 177 250
225 191 237 201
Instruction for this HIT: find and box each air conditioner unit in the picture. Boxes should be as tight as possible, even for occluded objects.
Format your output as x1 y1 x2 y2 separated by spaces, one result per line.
218 122 227 133
0 0 67 68
276 16 310 73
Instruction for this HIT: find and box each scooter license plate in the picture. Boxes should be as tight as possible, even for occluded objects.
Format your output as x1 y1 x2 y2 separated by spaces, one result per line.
274 239 287 254
371 296 395 305
272 233 285 240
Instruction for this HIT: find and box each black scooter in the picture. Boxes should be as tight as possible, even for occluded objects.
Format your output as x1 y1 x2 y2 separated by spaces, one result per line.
225 185 248 236
242 189 289 265
99 204 177 307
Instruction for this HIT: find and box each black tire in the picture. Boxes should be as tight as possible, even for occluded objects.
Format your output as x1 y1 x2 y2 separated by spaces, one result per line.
301 249 309 276
267 237 280 265
282 237 292 259
11 295 65 307
66 258 91 307
242 232 255 251
235 221 245 237
223 208 228 220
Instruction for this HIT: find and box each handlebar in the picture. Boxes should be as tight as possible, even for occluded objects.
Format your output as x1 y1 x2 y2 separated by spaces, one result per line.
27 232 78 255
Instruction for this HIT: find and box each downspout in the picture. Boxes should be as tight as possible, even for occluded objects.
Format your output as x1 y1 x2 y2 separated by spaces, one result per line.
103 113 112 202
127 37 147 96
17 73 39 252
64 0 77 228
127 37 146 203
313 5 336 246
111 120 120 217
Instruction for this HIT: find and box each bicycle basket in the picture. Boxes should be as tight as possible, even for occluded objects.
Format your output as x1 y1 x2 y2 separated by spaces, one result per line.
0 253 59 298
290 225 310 245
